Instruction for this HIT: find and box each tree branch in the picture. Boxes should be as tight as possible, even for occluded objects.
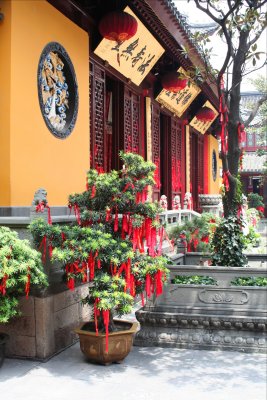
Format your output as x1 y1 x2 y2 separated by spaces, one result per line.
243 93 267 127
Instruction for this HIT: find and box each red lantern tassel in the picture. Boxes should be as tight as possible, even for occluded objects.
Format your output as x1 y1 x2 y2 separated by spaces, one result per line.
94 298 100 336
67 277 75 291
105 207 111 222
74 204 81 225
46 205 52 225
48 243 53 259
130 274 136 297
88 252 95 281
102 310 110 353
114 207 119 232
140 292 145 307
145 274 151 297
25 267 31 298
0 273 8 296
155 270 163 296
39 235 47 263
91 185 96 198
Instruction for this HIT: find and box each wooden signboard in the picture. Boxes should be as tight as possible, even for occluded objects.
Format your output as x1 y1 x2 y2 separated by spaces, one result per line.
155 67 201 117
190 101 218 134
94 7 165 86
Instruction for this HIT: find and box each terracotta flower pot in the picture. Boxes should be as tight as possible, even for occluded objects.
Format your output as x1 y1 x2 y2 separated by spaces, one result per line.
0 333 9 368
75 319 138 365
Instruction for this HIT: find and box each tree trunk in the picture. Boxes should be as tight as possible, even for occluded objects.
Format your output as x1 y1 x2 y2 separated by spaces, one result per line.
222 30 250 217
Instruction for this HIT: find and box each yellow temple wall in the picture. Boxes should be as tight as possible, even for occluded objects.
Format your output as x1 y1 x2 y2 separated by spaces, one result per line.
0 0 89 206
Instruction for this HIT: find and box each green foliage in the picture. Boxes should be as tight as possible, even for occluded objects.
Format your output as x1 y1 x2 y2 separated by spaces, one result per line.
0 226 48 323
30 152 169 330
210 215 248 267
172 275 217 285
247 193 264 209
169 213 220 253
231 277 267 287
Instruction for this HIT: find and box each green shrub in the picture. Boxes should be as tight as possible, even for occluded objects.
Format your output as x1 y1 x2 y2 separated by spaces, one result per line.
231 277 267 286
0 227 47 323
169 213 220 253
172 275 217 285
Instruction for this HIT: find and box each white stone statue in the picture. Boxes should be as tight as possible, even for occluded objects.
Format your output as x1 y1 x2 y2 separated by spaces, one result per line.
183 192 193 210
172 195 181 210
160 195 168 210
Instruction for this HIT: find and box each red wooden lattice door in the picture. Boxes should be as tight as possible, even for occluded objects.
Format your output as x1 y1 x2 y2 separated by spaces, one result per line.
90 61 105 172
171 119 185 206
190 130 204 212
151 102 161 202
124 87 141 154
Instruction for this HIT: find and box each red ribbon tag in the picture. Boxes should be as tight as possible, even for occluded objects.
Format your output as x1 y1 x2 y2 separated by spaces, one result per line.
102 310 110 353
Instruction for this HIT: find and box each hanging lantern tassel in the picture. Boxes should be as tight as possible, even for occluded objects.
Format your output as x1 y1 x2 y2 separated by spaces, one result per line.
114 207 119 232
25 267 31 298
94 298 100 336
102 309 110 353
98 11 138 66
155 270 163 296
0 273 8 296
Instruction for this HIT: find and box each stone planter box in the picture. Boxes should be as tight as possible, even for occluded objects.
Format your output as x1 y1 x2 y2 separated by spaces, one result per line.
184 252 267 268
0 285 90 360
135 264 267 353
0 210 89 360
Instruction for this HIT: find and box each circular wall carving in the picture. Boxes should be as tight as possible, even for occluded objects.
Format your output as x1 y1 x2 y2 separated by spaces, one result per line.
37 42 79 139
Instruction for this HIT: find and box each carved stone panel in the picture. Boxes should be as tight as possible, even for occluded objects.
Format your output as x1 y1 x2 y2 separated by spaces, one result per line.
198 289 249 305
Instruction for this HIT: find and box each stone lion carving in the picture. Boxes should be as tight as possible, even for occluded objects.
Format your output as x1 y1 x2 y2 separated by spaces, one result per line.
32 188 48 206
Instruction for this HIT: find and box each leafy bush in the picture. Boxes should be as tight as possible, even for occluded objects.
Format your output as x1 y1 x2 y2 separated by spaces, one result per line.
210 215 248 267
172 275 217 285
247 193 264 209
169 213 220 253
231 277 267 286
30 152 169 335
0 227 47 323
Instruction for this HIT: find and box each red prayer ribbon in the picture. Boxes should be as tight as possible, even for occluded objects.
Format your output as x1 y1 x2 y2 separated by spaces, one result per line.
102 310 110 353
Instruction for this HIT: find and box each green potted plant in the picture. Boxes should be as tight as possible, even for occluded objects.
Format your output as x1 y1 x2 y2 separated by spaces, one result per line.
30 152 168 365
0 226 47 367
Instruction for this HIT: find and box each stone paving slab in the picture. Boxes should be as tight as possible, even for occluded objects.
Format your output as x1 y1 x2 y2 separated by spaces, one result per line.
0 343 266 400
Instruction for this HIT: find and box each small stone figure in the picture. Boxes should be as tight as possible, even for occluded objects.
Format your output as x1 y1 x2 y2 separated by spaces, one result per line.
160 195 168 210
30 188 49 222
172 195 181 210
183 192 193 210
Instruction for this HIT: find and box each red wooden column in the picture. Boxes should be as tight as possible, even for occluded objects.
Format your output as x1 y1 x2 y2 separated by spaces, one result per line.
203 134 209 194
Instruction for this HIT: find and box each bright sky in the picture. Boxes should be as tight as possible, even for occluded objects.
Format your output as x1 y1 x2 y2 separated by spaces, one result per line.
173 0 267 91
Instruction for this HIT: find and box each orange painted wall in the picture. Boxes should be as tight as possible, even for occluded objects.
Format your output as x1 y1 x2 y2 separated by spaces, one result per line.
0 0 89 206
0 1 11 204
208 135 221 194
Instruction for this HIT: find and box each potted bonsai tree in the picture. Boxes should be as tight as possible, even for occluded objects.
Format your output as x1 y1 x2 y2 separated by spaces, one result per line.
30 152 169 365
0 226 47 367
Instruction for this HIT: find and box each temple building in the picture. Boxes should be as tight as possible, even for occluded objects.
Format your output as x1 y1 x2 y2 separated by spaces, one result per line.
0 0 221 216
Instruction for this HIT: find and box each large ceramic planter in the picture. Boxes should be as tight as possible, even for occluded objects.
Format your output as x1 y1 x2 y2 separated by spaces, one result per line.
0 333 9 368
75 319 138 365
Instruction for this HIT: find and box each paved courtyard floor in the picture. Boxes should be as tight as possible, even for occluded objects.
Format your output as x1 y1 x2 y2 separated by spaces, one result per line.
0 343 266 400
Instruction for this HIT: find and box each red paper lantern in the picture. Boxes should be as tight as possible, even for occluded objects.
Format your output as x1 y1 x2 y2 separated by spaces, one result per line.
195 106 215 122
98 11 138 44
161 71 188 93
